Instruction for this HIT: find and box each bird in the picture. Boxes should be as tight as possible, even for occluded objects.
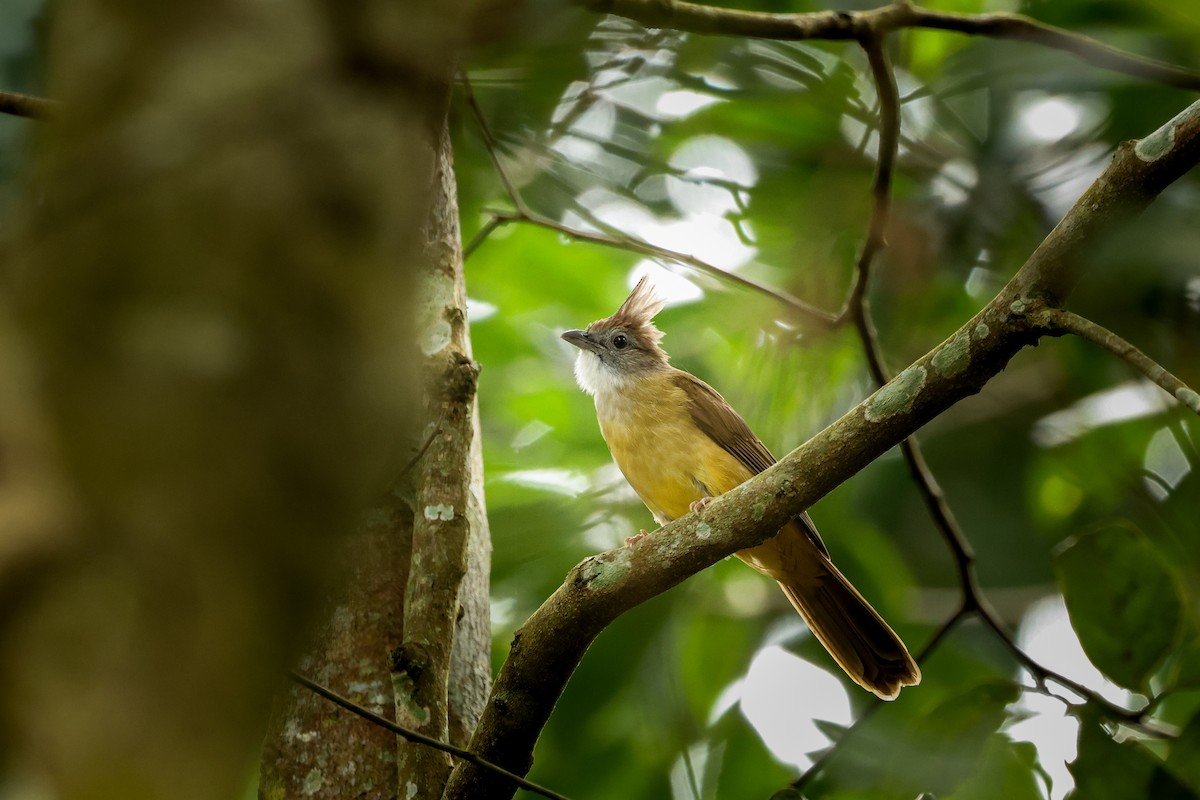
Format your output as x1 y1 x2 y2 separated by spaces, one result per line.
561 277 920 700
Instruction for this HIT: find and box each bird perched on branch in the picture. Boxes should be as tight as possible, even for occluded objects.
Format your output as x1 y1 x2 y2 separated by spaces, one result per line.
561 277 920 699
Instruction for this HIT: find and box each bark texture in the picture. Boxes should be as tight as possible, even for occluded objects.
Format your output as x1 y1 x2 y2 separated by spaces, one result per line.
259 501 413 800
394 99 492 800
259 32 491 800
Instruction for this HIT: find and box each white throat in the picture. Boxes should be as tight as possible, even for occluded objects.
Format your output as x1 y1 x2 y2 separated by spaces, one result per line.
573 351 629 398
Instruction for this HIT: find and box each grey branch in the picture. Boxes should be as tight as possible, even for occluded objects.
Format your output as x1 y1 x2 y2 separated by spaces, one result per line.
835 26 1159 763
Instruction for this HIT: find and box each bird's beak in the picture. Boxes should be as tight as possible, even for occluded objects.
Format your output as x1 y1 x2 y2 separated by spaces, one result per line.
561 329 603 354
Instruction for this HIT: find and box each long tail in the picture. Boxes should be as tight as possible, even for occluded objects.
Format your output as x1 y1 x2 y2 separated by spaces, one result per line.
739 522 920 700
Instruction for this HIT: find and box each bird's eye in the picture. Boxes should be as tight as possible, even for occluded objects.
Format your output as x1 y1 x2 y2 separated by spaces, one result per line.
612 334 628 349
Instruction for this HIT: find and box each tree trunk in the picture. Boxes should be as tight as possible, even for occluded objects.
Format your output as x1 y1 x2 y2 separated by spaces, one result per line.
0 1 475 798
259 87 493 800
259 502 414 800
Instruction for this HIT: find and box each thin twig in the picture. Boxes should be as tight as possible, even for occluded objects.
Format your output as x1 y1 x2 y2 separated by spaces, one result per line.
289 671 572 800
480 206 839 327
836 36 900 327
790 37 916 794
462 215 506 261
1040 308 1200 416
0 89 60 120
392 421 442 486
903 439 977 593
905 6 1200 91
460 71 528 214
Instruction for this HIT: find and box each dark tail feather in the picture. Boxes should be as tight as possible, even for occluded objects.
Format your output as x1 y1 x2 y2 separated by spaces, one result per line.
779 561 921 700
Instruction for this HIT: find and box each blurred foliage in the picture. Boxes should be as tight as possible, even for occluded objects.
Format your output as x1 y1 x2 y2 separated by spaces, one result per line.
455 1 1200 798
0 0 42 198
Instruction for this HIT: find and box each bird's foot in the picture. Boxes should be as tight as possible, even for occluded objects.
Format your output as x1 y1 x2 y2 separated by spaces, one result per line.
689 496 715 514
624 530 649 546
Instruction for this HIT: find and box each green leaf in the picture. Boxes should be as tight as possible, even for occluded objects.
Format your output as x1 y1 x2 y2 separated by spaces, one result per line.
884 681 1022 798
1165 711 1200 795
944 735 1046 800
1068 718 1159 799
1053 524 1183 691
813 717 850 743
677 602 756 726
1162 628 1200 698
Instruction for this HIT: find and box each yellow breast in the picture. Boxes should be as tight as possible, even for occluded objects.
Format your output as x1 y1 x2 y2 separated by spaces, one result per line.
594 373 753 524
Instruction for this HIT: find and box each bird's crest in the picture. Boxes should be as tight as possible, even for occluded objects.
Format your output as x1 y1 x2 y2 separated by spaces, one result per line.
599 276 666 347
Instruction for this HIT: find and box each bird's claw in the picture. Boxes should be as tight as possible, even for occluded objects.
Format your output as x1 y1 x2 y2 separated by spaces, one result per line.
624 530 649 546
689 496 715 514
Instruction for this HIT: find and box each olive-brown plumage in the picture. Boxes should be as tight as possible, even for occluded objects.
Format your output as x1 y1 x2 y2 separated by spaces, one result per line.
562 278 920 699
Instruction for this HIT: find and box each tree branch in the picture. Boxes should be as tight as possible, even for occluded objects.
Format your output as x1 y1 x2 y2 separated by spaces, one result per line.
842 23 1142 739
903 7 1200 91
0 89 60 120
460 73 528 216
1040 308 1200 415
820 36 1180 774
586 0 1200 91
444 97 1200 800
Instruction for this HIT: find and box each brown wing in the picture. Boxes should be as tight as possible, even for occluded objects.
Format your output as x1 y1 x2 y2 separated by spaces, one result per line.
672 369 829 557
672 370 776 474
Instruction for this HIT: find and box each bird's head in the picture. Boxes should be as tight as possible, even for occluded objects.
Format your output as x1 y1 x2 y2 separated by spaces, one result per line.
561 276 670 396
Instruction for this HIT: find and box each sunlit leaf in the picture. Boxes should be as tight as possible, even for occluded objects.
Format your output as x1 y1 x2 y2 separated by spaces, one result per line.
1162 626 1200 696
